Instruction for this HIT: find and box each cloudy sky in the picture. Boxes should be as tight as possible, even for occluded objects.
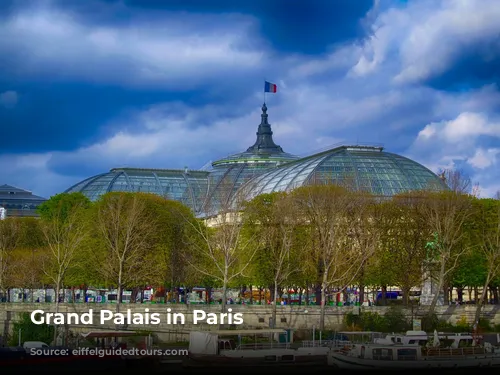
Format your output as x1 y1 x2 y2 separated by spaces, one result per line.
1 0 499 198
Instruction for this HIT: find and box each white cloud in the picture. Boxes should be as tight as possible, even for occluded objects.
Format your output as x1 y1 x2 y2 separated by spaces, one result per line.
0 8 264 88
468 148 500 169
0 91 18 108
1 0 500 200
416 112 500 143
349 0 500 83
408 111 500 197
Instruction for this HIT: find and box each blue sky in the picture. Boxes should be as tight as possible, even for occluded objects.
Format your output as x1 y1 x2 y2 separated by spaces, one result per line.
1 0 500 198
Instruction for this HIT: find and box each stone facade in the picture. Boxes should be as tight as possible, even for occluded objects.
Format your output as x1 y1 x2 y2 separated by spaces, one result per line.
1 303 499 343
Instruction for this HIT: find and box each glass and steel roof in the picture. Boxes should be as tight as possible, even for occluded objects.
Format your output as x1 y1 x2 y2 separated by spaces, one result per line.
65 168 210 214
63 104 448 217
203 103 299 212
239 145 448 200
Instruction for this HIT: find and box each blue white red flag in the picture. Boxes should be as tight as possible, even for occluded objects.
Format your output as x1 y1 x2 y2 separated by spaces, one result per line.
264 81 277 93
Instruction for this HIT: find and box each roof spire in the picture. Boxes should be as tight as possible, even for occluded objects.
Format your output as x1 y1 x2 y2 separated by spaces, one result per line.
246 103 284 154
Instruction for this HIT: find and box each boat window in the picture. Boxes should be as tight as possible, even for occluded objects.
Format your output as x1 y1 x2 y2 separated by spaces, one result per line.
396 337 402 343
372 348 393 360
397 348 417 361
419 340 427 346
408 340 416 344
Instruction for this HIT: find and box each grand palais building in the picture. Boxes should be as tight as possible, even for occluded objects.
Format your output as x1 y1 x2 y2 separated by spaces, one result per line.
65 104 447 217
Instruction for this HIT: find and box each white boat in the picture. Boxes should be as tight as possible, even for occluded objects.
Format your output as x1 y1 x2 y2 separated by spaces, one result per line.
186 329 327 367
374 330 480 348
328 341 500 370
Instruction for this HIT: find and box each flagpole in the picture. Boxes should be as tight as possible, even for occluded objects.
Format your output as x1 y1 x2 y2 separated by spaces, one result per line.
264 79 266 104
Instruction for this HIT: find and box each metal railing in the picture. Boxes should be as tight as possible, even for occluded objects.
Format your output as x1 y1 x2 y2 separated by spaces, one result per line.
424 347 486 357
235 342 291 350
302 339 351 348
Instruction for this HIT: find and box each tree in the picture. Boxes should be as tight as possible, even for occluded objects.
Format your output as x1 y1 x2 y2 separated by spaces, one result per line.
243 192 299 327
472 197 500 327
91 192 158 309
379 193 430 305
292 185 376 330
0 218 21 302
186 177 257 313
39 194 90 343
142 195 198 303
38 192 90 221
421 187 475 316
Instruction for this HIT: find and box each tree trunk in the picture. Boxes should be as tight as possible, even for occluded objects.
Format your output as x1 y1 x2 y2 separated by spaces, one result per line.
457 287 463 303
381 285 387 306
315 284 321 306
319 272 328 331
474 274 492 329
443 282 449 305
272 281 278 328
53 278 61 345
402 286 410 306
130 287 139 303
359 285 365 306
221 280 228 313
117 261 124 313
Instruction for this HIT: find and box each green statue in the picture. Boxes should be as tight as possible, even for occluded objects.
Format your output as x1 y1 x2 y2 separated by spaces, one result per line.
425 232 440 262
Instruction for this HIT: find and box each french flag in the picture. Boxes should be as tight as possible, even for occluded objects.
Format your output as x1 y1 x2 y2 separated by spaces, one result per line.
264 81 277 93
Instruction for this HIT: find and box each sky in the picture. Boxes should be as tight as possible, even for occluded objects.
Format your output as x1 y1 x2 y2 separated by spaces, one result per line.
1 0 500 199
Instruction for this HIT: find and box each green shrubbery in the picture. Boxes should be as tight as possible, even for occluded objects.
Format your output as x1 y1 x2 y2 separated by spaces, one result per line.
7 312 54 346
343 306 411 332
343 308 498 333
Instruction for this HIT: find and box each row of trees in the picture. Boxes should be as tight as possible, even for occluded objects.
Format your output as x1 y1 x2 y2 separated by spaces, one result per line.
0 171 499 330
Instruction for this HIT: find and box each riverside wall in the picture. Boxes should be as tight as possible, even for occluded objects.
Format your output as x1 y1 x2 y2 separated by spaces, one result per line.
1 303 499 343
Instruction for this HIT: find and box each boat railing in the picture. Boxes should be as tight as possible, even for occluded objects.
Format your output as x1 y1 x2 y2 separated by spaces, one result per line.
302 340 351 348
424 347 486 358
235 342 291 350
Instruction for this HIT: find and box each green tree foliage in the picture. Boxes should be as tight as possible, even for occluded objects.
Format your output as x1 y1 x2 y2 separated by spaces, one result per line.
37 192 91 222
8 312 54 346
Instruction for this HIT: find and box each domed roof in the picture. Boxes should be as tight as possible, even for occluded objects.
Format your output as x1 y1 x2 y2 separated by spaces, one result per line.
239 145 448 200
211 103 299 168
65 168 210 213
204 103 299 212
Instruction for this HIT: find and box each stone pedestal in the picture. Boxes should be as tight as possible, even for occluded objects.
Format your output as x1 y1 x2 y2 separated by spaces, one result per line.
420 262 444 306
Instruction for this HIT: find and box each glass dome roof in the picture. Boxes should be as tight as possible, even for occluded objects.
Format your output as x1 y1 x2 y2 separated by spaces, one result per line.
203 103 299 212
239 145 448 200
63 104 447 217
65 168 210 214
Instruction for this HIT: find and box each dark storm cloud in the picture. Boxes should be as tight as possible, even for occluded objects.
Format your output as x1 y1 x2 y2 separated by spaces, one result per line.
425 36 500 92
0 82 193 153
46 0 375 55
1 0 500 199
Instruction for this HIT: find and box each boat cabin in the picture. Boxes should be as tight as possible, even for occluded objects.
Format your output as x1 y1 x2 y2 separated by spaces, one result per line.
347 344 422 361
375 331 480 348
